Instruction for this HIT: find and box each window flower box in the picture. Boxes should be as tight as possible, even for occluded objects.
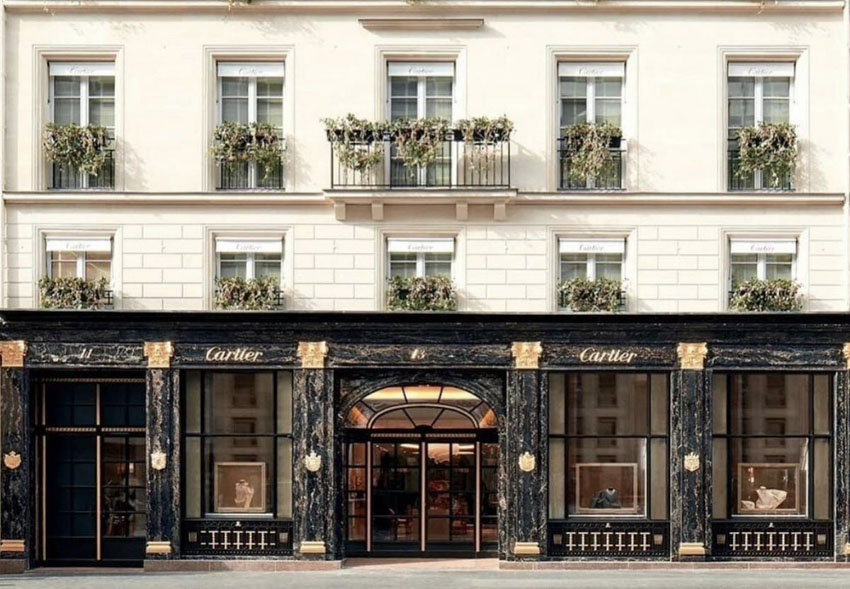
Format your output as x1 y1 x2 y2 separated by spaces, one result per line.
386 275 457 311
558 278 624 312
39 276 112 310
729 278 802 312
214 276 284 310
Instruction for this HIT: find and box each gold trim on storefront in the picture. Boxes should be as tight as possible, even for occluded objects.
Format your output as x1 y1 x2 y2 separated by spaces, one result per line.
145 541 173 556
0 540 25 553
678 542 707 556
512 541 540 556
300 541 327 555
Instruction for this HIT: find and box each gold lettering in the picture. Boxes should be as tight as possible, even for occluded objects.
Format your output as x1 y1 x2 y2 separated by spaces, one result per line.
204 346 264 363
578 347 637 364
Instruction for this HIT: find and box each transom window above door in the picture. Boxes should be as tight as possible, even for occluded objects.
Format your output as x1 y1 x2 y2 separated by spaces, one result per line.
216 62 284 190
215 238 283 282
48 62 115 190
387 238 454 279
727 62 795 191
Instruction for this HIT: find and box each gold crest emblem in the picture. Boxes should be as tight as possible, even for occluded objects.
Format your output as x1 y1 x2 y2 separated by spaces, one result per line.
518 451 536 473
684 452 700 472
305 451 322 472
150 450 167 471
3 451 21 470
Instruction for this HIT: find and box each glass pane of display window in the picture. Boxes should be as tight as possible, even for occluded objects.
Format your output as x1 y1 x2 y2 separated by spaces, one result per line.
567 373 649 435
206 372 274 434
731 438 809 517
204 437 273 514
567 438 647 516
729 374 810 435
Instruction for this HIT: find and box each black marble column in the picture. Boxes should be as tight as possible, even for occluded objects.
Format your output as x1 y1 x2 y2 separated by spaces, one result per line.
505 368 547 559
671 367 709 560
145 368 180 560
293 367 336 559
835 369 850 561
0 365 31 572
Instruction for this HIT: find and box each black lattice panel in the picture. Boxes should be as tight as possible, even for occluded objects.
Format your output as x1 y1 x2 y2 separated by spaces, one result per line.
548 521 670 558
712 521 832 559
182 519 293 556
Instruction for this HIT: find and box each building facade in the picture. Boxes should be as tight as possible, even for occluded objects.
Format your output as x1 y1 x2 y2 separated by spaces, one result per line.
0 0 850 571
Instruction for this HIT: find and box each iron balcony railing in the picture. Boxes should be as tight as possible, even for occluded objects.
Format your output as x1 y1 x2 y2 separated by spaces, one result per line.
558 138 625 191
327 128 511 189
728 149 793 192
51 151 115 190
218 159 285 191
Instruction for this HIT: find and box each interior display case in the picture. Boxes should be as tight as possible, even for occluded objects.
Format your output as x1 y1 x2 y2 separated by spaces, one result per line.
737 463 801 515
214 462 268 513
575 463 640 515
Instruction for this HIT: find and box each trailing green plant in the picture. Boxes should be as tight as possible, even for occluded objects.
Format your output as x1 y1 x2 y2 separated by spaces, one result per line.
39 276 110 310
558 277 623 312
386 275 457 311
736 122 797 188
562 122 623 185
211 122 284 179
391 117 451 168
323 114 389 172
215 275 281 310
456 115 514 172
42 123 110 177
729 278 802 312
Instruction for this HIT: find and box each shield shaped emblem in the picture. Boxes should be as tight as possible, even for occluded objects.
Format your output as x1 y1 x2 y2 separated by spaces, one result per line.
3 451 21 470
150 450 167 471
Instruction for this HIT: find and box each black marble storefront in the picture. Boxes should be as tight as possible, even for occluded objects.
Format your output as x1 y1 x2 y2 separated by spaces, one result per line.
0 311 848 571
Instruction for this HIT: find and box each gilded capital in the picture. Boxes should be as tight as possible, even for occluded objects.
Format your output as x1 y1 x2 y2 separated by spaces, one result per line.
144 341 174 369
512 341 542 370
843 343 850 370
677 343 708 371
298 341 328 369
0 341 27 368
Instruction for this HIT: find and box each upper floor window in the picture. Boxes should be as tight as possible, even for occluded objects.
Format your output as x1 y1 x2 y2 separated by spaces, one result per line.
387 62 454 187
727 62 794 191
387 238 454 279
45 237 112 282
558 238 625 312
558 63 625 190
48 62 115 190
216 238 283 282
730 239 795 285
216 63 284 190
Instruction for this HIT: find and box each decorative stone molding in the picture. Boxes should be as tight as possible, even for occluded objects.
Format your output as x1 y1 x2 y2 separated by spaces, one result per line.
300 540 327 555
518 451 536 473
513 541 541 556
359 18 485 31
843 343 850 369
677 343 708 371
512 342 542 370
144 342 174 369
304 451 322 473
0 540 25 554
298 341 328 369
145 541 172 556
0 341 27 368
684 452 700 473
678 542 706 557
3 451 22 470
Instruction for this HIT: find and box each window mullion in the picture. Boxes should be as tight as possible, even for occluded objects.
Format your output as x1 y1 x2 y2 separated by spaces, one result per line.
757 254 766 280
247 253 256 280
249 78 258 188
417 78 426 120
416 253 425 278
588 254 597 281
77 252 86 280
586 76 596 123
80 77 90 189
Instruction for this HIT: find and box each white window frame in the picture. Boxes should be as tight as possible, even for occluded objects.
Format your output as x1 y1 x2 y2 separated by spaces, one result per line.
557 62 626 189
216 62 285 190
727 62 795 190
48 62 115 189
559 238 625 281
386 62 456 186
215 238 284 282
45 237 113 282
386 238 455 281
729 243 796 283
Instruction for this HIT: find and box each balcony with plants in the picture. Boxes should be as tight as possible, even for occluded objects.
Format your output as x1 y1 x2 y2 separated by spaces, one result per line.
212 122 285 191
558 122 624 191
324 114 513 190
386 275 458 312
728 278 802 312
728 122 796 192
38 276 113 309
557 277 625 312
214 275 285 310
43 123 114 190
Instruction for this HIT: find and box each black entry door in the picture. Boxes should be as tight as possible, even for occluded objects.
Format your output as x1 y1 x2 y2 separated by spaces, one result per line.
39 377 147 566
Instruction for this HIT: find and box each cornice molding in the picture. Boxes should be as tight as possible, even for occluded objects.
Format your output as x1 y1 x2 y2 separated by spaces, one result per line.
360 18 484 31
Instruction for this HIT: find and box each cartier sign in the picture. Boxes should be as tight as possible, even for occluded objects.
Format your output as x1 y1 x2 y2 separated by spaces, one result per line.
579 348 637 364
205 347 264 363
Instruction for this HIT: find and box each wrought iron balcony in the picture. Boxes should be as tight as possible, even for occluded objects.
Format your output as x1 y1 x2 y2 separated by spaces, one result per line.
327 128 511 190
51 151 114 190
558 140 625 191
728 150 793 192
217 159 285 191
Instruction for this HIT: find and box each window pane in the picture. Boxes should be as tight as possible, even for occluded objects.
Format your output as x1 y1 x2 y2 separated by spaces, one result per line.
763 78 790 98
763 99 789 125
426 77 452 97
568 438 646 517
560 99 587 128
53 76 81 125
730 254 758 284
390 76 418 121
257 99 283 128
595 99 621 126
205 437 273 514
389 253 417 278
731 438 808 517
728 77 755 98
276 371 293 435
549 438 565 519
205 372 274 434
185 437 201 518
765 254 793 280
84 251 111 282
425 98 452 120
567 373 649 436
650 374 669 435
729 374 810 435
559 77 586 99
595 253 623 281
424 253 451 277
219 252 248 279
560 253 588 281
595 78 622 98
277 438 292 518
712 374 728 435
50 251 79 278
813 375 831 435
728 99 755 130
185 371 202 434
254 253 282 281
712 438 728 518
221 77 250 124
649 440 668 520
814 439 830 520
88 76 115 129
256 77 283 97
549 373 566 435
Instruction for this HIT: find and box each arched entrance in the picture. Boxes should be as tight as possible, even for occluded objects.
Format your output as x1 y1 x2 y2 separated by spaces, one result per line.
342 385 499 557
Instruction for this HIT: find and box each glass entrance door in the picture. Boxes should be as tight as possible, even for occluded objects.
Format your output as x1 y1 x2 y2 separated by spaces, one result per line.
424 442 475 551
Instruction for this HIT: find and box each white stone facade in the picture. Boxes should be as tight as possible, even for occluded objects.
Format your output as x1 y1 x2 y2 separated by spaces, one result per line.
1 1 848 313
